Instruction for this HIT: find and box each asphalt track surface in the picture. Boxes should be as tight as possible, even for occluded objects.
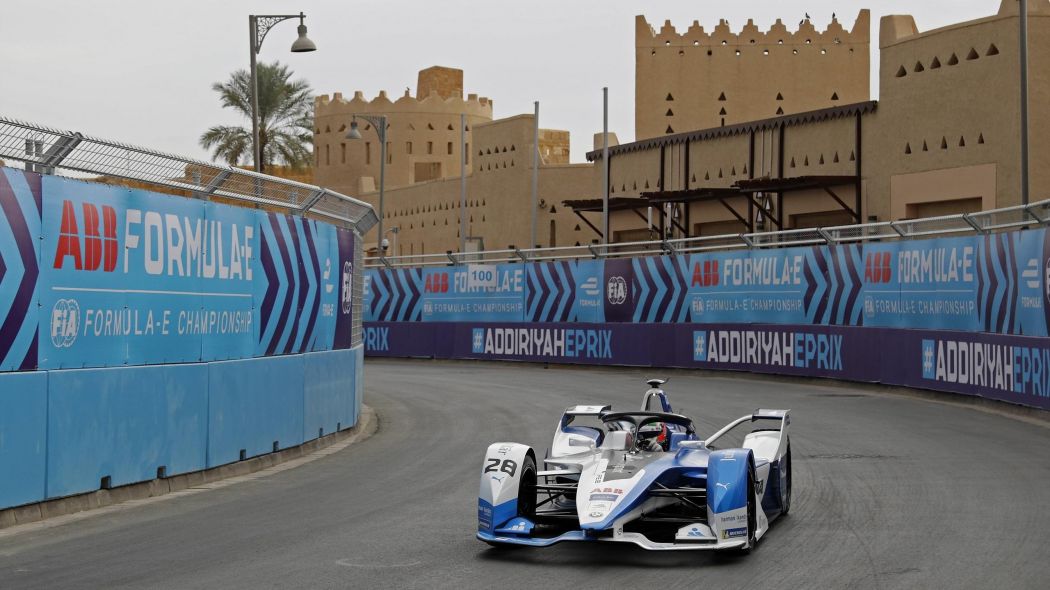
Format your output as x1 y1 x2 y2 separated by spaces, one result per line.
2 360 1050 589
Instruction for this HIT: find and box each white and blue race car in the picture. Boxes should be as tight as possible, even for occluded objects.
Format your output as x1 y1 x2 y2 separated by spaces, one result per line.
477 379 791 552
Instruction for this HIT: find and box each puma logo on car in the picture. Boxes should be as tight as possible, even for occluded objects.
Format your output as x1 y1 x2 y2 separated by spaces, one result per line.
716 482 731 491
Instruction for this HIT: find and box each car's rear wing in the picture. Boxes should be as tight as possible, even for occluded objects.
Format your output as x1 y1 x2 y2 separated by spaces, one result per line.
563 405 612 417
704 409 790 464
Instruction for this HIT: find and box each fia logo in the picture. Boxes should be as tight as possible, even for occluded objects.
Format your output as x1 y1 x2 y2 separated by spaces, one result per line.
341 261 353 314
693 331 707 362
50 298 80 348
472 328 486 353
607 276 627 305
921 339 936 379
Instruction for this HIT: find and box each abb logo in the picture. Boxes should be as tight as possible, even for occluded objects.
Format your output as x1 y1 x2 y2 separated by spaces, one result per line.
691 260 720 287
53 200 119 272
864 252 893 284
424 272 450 293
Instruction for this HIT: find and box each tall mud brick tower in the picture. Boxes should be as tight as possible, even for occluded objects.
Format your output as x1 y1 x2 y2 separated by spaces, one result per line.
635 11 870 140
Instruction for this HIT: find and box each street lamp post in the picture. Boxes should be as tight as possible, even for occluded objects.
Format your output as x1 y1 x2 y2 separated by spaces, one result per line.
248 12 316 173
1019 0 1030 206
347 115 388 255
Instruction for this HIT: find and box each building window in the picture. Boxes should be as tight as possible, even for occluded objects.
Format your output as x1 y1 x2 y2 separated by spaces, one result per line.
387 142 392 164
427 141 434 155
447 141 454 155
366 142 371 165
406 141 413 155
325 144 330 166
466 143 470 165
341 143 346 164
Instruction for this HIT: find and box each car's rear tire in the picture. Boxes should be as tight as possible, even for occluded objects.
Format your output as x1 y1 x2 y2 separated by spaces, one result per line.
780 441 792 516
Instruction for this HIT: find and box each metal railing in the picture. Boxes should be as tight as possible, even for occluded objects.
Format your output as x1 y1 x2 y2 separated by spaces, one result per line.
0 115 378 234
365 198 1050 268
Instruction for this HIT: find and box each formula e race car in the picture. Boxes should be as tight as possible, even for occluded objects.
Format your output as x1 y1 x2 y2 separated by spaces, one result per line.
476 380 791 552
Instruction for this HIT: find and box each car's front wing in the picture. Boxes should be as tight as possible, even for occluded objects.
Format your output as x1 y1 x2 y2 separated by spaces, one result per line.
477 530 747 551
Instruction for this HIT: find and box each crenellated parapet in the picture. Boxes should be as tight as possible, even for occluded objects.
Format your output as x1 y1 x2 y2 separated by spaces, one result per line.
313 67 495 196
314 89 493 119
636 10 869 48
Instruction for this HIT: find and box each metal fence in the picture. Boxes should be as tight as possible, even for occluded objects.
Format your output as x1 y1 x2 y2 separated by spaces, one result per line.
0 115 378 234
364 197 1050 269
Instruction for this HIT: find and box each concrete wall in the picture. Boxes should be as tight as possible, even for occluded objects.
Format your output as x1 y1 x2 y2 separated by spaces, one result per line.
0 347 363 510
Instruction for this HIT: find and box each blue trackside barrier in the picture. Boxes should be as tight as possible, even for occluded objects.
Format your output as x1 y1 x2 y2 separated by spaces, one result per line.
0 347 362 509
0 164 369 511
0 372 48 509
207 355 306 467
46 364 209 498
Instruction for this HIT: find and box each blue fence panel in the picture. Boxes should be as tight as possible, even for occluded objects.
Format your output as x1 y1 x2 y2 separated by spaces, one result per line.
353 345 364 425
303 348 355 441
0 371 48 508
207 355 305 467
46 363 208 498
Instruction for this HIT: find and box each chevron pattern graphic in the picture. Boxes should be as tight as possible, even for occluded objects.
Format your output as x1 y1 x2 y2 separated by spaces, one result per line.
977 232 1019 335
0 169 40 371
805 244 864 326
631 256 689 324
257 213 330 355
367 268 423 322
526 261 576 322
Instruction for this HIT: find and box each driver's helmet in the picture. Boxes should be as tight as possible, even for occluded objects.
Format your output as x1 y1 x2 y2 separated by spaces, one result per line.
637 421 668 447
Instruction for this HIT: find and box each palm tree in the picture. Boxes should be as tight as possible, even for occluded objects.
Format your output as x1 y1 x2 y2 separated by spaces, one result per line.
200 62 313 174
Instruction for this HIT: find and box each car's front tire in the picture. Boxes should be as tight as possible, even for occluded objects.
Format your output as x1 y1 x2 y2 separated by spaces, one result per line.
483 454 536 549
737 461 758 554
780 441 792 516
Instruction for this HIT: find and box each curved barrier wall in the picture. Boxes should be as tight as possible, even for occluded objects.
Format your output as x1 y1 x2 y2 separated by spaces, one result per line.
363 229 1050 412
0 168 363 510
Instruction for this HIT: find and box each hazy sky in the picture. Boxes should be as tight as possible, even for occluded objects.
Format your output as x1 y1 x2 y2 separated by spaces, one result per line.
1 0 1003 167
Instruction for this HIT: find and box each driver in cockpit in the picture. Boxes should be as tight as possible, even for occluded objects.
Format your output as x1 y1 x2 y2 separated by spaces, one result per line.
637 421 669 452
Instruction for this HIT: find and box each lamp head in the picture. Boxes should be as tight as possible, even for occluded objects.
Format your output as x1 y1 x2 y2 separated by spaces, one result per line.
346 120 363 140
290 13 316 52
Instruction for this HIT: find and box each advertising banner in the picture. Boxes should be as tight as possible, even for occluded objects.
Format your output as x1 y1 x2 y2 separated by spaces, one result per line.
525 260 605 323
0 168 41 372
420 263 525 322
39 178 230 368
35 175 348 370
457 322 663 367
677 323 879 381
686 247 810 325
882 328 1050 410
862 235 979 331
